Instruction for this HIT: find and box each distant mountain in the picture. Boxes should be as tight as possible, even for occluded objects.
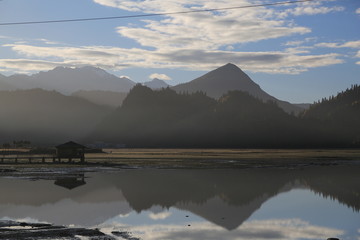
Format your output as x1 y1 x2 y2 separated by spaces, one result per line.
72 90 128 108
2 66 136 94
173 63 303 114
143 78 171 89
0 74 15 91
0 89 111 145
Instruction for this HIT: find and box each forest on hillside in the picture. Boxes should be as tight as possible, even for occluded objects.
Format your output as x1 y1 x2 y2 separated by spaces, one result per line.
91 84 360 148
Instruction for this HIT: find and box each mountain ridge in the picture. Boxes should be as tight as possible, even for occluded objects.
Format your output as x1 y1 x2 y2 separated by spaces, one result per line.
0 88 111 145
1 66 136 94
173 63 303 114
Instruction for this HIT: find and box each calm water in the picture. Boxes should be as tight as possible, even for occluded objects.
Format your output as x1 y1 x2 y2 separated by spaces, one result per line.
0 166 359 240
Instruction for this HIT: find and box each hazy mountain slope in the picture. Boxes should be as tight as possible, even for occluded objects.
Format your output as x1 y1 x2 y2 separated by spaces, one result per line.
5 74 35 90
91 85 323 148
72 90 128 108
31 66 136 94
0 89 111 145
294 103 311 110
0 74 16 91
173 63 302 114
92 84 217 147
302 85 360 145
2 66 136 94
143 78 170 89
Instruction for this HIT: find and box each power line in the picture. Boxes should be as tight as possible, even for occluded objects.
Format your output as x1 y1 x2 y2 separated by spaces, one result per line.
0 0 319 26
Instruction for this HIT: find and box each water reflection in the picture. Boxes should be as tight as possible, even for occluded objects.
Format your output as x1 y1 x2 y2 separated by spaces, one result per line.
0 166 359 239
54 174 86 190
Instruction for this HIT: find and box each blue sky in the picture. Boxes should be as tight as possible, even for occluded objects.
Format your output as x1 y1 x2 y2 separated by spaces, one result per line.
0 0 359 103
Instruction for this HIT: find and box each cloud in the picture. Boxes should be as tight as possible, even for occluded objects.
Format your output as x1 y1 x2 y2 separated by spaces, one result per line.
2 1 349 76
149 73 172 80
1 43 344 74
93 0 311 52
277 1 344 18
120 75 131 79
316 40 360 49
0 58 62 71
285 41 305 46
356 51 360 65
356 8 360 14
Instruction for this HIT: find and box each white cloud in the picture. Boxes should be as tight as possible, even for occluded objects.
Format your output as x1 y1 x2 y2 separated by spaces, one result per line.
37 38 61 45
356 8 360 14
93 0 311 52
355 51 360 65
1 43 344 75
285 41 304 46
0 58 62 71
120 75 131 79
149 73 172 80
2 0 348 76
315 40 360 49
278 1 344 18
356 51 360 58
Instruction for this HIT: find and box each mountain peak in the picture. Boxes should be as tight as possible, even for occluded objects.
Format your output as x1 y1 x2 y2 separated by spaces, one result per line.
143 78 171 89
173 63 257 99
215 63 246 74
223 63 239 68
173 63 303 114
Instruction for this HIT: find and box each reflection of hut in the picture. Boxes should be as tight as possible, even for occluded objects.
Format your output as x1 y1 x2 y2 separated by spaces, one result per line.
55 141 86 163
54 175 86 190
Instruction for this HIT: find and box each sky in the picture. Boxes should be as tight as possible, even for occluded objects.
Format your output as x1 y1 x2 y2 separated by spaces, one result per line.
0 0 359 103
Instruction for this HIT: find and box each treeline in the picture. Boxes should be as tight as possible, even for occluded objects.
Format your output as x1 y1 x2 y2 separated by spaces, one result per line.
301 84 360 146
91 84 360 148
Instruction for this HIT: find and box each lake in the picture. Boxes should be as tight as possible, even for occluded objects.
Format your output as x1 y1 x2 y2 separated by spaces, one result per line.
0 165 359 239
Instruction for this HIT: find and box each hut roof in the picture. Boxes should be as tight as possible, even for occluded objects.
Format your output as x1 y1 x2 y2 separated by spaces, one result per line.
55 141 86 149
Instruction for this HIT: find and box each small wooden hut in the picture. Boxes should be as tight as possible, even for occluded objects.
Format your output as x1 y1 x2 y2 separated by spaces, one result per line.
55 141 86 163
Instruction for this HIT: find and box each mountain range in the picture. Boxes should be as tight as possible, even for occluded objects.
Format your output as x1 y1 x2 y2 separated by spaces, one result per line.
91 84 360 148
0 64 306 113
0 66 135 94
1 64 359 147
0 88 111 145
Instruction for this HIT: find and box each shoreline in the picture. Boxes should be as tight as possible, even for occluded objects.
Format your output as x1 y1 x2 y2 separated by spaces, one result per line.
1 148 360 170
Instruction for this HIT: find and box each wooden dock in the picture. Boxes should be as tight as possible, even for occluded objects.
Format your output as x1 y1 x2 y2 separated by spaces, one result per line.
0 156 85 164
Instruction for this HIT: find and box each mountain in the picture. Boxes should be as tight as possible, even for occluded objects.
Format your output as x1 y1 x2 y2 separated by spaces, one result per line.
0 74 16 91
91 84 322 148
2 66 136 94
72 90 128 108
91 84 217 147
0 89 111 145
143 78 171 89
173 63 303 114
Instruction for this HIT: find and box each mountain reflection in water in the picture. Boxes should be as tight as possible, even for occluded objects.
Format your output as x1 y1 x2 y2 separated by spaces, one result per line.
0 166 359 239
